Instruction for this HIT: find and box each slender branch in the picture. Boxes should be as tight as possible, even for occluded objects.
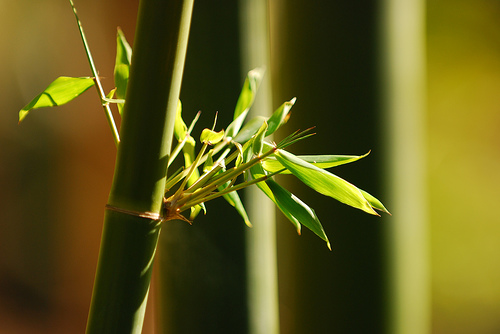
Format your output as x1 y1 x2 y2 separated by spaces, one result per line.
168 111 201 166
178 168 285 212
69 0 120 146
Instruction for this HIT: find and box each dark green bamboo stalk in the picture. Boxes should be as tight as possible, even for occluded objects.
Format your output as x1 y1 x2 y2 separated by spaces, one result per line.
85 0 194 333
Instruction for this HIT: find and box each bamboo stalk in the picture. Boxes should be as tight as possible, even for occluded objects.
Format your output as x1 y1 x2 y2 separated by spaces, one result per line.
379 0 430 333
85 1 194 333
239 0 280 333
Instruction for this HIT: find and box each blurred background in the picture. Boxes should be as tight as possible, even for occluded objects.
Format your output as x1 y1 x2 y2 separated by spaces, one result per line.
1 0 500 333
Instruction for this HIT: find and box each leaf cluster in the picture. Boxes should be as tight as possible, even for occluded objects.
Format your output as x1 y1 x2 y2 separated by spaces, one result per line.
18 16 389 249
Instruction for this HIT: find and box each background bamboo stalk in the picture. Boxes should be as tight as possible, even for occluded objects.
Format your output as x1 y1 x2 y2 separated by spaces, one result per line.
155 2 248 332
379 0 430 333
239 1 280 333
86 0 194 333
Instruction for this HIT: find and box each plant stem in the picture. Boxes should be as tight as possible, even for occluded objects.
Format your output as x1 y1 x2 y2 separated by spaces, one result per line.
85 0 194 333
69 0 120 146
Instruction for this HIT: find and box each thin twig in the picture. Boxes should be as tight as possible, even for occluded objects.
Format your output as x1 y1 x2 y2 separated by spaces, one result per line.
69 0 120 146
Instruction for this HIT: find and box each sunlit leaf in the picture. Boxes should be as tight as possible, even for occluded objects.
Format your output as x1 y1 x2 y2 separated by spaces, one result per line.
114 28 132 115
174 101 198 185
113 65 128 115
190 203 206 220
19 76 94 123
266 179 330 249
106 88 117 99
174 100 188 140
182 138 199 186
262 152 370 174
359 189 390 215
203 150 214 172
200 128 225 144
226 68 264 138
221 188 252 227
116 28 132 65
252 121 268 156
266 97 295 136
232 116 266 144
275 149 378 215
250 164 301 234
236 139 254 181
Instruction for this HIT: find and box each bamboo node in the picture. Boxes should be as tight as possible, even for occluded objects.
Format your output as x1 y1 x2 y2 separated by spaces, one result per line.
105 204 161 221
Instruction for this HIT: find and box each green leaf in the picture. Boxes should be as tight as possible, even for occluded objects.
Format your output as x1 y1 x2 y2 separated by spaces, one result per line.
235 139 255 180
232 116 266 144
266 179 330 249
226 68 264 138
250 164 301 234
116 28 132 65
221 188 252 227
262 152 370 174
182 138 199 187
114 28 132 115
266 97 295 136
173 101 198 184
203 150 215 172
190 203 206 221
359 189 391 215
106 88 117 99
201 129 225 144
19 76 94 123
275 149 378 215
252 121 268 156
174 100 188 140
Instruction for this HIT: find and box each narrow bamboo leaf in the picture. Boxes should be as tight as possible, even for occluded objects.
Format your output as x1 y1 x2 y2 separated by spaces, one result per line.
203 150 214 172
190 203 206 221
359 189 391 215
106 88 117 99
266 179 330 249
266 97 296 136
236 139 254 181
183 139 200 186
116 28 132 65
250 164 301 234
170 103 200 168
252 121 268 156
114 65 129 115
262 152 370 174
226 68 264 138
19 76 94 123
221 188 252 227
275 149 378 215
174 100 188 140
200 128 225 144
234 67 264 119
114 28 132 115
232 116 266 144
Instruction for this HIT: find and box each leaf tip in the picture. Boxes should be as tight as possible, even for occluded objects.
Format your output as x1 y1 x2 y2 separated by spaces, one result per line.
18 110 28 124
296 225 302 235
